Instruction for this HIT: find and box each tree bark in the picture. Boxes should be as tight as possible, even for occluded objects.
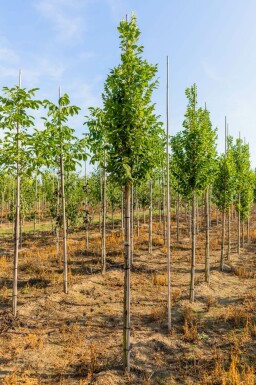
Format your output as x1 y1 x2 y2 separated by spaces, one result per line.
123 182 131 372
176 193 180 242
101 155 106 274
131 184 134 263
13 121 20 317
238 192 240 256
189 191 196 302
227 207 231 261
60 156 68 294
148 179 152 254
220 209 225 271
205 188 210 283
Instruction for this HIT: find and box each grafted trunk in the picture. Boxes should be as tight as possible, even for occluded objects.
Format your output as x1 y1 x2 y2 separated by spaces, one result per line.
189 191 196 302
123 182 131 372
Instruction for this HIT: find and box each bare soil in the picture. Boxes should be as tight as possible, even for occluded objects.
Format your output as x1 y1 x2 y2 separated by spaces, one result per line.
0 209 255 384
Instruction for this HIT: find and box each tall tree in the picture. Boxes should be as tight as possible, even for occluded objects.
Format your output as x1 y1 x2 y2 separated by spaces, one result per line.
89 14 164 371
35 92 85 294
0 81 41 316
171 84 217 301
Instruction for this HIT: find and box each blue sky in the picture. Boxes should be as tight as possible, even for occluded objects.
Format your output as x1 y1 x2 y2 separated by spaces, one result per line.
0 0 256 169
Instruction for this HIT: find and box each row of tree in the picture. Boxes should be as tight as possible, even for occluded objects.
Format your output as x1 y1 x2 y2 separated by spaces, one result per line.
0 13 255 372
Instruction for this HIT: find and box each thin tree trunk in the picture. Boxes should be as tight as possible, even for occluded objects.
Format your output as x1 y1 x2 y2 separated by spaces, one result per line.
59 88 68 294
136 196 140 237
247 215 250 244
121 190 124 236
189 191 196 302
112 208 114 230
238 192 240 256
148 179 152 254
123 182 131 372
205 188 210 283
227 207 231 261
220 209 225 271
242 221 244 249
101 154 106 274
131 184 134 263
13 72 21 317
176 193 180 242
56 176 60 261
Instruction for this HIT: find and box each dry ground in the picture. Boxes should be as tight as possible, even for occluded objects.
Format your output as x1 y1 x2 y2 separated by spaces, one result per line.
0 209 255 384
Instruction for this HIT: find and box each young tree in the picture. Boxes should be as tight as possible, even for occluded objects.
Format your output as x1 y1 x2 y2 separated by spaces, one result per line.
0 81 41 316
88 14 164 371
35 92 86 294
171 85 217 301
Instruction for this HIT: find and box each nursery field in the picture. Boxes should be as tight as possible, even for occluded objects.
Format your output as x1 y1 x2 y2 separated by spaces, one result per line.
0 209 255 385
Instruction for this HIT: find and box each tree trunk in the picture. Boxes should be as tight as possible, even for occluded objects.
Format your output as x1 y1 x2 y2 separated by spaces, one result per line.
227 207 231 261
247 215 250 244
60 156 68 294
123 182 131 372
13 122 20 317
176 193 180 242
131 184 134 263
189 191 196 302
220 209 225 271
242 221 244 249
205 188 210 283
238 192 240 256
136 197 140 237
121 190 124 236
148 179 152 254
101 156 106 274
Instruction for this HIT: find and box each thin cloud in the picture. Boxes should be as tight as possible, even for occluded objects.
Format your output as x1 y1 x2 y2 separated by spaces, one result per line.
35 0 87 41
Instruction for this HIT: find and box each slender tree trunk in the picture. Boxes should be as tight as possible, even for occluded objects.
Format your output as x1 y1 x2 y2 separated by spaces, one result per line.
216 207 218 226
121 190 124 236
189 191 196 302
56 176 60 261
101 155 106 273
163 173 166 245
131 184 134 263
220 209 225 271
238 192 240 256
1 190 4 224
136 196 140 237
227 207 231 261
148 179 153 254
123 182 131 372
209 187 212 228
13 73 21 317
176 193 180 242
205 188 210 283
188 203 192 239
112 207 114 230
242 221 244 249
247 215 250 244
60 156 68 294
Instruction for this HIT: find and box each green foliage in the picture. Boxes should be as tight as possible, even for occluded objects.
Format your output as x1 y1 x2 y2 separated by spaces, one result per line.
35 93 87 171
232 138 254 220
93 14 164 185
0 85 41 175
171 84 217 197
213 142 236 211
